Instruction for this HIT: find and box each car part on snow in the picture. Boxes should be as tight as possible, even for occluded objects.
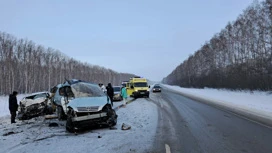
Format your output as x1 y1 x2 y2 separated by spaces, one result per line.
121 123 131 130
48 122 59 127
44 114 58 119
3 131 15 136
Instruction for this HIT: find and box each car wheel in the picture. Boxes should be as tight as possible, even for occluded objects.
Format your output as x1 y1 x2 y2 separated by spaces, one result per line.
66 116 75 133
46 106 53 115
103 105 117 127
108 109 117 126
66 109 75 133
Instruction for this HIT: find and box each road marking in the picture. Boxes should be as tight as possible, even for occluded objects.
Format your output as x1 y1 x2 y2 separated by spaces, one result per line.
165 144 171 153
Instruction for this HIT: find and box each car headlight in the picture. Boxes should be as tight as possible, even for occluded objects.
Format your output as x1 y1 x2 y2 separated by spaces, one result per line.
135 90 138 92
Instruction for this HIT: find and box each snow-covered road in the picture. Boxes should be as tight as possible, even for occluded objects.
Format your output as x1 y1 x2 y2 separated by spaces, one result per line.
163 85 272 127
0 99 158 153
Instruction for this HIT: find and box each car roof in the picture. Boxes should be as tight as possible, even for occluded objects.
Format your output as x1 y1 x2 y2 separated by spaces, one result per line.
30 92 49 95
63 79 97 86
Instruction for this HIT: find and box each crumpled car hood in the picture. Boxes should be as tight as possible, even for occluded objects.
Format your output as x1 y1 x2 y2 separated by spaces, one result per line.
68 96 109 112
21 98 46 107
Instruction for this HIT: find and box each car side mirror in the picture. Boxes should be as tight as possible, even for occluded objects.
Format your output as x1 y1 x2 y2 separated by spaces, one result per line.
131 86 134 89
148 85 150 88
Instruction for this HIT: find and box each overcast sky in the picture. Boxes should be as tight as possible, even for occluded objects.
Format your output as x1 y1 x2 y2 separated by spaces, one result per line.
0 0 253 81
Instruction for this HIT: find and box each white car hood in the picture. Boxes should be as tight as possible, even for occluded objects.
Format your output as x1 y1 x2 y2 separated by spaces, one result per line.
20 98 46 107
68 96 109 112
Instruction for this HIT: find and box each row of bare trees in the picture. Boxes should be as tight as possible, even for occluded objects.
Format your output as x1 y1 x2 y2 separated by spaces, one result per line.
0 32 135 95
163 0 272 90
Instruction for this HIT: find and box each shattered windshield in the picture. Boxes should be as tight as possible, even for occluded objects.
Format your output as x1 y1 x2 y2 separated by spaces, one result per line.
26 93 48 100
71 82 105 98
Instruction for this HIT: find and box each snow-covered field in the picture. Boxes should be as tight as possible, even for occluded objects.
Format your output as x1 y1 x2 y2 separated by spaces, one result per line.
0 98 158 153
0 94 29 117
163 84 272 119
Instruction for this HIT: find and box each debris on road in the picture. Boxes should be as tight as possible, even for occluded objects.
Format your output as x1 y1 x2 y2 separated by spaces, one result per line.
3 131 15 136
48 122 59 127
121 123 131 130
44 114 58 119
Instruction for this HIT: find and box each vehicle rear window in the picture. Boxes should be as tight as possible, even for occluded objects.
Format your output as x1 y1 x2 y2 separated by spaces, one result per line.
113 87 121 92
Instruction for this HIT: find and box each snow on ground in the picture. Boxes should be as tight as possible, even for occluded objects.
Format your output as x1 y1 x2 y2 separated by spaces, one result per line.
163 84 272 118
0 98 158 153
0 94 29 117
2 84 271 152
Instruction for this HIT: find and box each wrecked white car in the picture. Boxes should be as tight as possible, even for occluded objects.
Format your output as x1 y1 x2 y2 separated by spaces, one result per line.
55 80 118 132
18 92 53 120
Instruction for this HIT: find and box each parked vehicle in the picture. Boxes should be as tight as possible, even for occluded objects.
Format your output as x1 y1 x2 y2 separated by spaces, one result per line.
53 79 118 132
126 77 150 98
121 81 128 88
152 85 162 92
18 92 53 120
113 86 122 101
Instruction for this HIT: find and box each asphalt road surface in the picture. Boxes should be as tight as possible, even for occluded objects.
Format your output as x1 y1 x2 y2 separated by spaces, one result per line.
149 87 272 153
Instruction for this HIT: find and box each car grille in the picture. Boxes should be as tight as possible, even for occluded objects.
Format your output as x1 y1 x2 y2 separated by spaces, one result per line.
76 112 98 117
77 106 99 112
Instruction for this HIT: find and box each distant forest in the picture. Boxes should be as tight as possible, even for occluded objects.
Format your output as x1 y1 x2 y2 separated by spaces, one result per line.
163 0 272 91
0 32 135 95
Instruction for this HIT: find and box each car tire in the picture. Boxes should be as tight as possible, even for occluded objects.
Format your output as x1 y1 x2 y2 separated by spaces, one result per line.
66 116 75 133
108 109 117 127
46 106 53 115
133 93 137 99
103 105 117 127
66 109 75 133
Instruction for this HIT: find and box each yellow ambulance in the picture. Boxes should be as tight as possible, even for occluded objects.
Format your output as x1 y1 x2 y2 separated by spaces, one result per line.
126 77 150 98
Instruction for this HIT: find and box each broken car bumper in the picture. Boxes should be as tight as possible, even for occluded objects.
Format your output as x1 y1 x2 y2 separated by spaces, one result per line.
72 112 107 122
